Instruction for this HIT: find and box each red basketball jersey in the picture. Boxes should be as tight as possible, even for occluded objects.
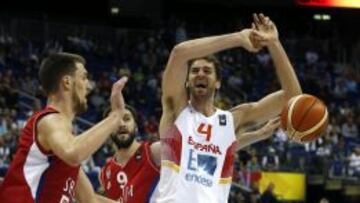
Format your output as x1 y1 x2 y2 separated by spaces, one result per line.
100 142 160 203
0 106 80 203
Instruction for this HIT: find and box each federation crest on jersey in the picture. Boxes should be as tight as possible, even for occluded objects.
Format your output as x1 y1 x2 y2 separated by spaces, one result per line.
106 168 111 179
135 151 142 160
218 114 227 126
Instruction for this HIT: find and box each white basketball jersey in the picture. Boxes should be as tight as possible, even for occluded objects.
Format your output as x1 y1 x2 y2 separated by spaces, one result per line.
155 105 237 203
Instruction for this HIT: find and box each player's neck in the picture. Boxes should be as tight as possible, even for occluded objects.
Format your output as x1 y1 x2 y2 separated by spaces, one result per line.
47 94 76 121
115 141 141 166
190 98 216 117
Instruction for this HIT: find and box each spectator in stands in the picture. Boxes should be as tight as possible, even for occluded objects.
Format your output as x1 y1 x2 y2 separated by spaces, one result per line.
0 109 7 137
305 49 319 65
175 21 187 43
316 138 332 158
90 87 106 109
348 146 360 178
319 197 330 203
272 128 287 154
341 116 358 139
26 99 42 117
329 154 344 178
260 182 279 203
262 147 280 171
143 115 159 138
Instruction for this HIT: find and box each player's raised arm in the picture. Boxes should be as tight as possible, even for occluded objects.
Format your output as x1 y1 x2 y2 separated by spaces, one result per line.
232 14 302 130
160 29 261 135
38 77 128 166
253 13 302 100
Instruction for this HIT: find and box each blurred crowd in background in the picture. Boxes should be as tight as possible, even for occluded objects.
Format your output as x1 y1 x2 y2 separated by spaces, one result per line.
0 14 359 202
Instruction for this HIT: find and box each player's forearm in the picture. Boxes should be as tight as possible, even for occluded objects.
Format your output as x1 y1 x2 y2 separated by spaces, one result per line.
173 32 244 60
236 129 268 150
72 112 121 164
267 41 302 99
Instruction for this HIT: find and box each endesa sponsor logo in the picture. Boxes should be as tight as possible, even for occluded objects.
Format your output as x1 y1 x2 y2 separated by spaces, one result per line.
188 136 222 155
185 173 213 187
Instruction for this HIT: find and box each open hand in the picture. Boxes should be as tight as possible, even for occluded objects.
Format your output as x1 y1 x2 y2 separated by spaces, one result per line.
239 28 262 53
110 76 128 113
259 117 281 140
251 13 279 46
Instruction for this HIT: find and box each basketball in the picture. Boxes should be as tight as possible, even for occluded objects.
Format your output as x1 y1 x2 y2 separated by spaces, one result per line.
281 94 329 143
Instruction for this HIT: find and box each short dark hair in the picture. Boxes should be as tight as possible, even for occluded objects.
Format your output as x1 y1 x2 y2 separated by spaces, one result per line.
103 105 139 124
39 52 85 95
188 55 222 80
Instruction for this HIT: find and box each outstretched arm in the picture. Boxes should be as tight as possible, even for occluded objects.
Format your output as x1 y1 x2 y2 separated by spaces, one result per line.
232 14 302 130
235 117 280 150
253 13 302 100
160 29 259 135
38 77 128 166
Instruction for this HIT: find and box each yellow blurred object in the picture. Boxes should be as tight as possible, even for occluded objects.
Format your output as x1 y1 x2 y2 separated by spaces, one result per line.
259 172 305 201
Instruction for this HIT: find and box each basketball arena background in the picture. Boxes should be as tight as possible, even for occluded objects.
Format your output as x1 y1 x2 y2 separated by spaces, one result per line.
0 0 359 202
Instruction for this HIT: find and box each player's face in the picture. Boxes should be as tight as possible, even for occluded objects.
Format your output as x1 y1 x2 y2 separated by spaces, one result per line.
72 63 91 114
188 59 220 99
111 109 137 149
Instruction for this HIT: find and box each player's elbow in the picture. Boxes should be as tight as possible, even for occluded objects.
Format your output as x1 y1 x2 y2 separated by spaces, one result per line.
292 87 303 96
283 89 302 101
171 42 188 58
61 148 83 166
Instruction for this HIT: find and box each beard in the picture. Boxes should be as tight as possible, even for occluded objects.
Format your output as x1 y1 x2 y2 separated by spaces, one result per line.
111 132 136 149
72 88 87 114
189 86 215 100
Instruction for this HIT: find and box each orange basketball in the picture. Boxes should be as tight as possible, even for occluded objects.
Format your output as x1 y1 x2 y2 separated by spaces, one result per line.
281 94 329 144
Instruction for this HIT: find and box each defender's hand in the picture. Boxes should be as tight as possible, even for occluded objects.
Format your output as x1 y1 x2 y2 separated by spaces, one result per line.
110 77 128 113
258 117 280 140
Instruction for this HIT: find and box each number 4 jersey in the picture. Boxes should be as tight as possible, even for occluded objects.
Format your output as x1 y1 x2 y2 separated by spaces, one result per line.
156 105 237 203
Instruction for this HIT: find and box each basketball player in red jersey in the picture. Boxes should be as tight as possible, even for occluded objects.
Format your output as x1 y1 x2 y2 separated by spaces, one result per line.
0 53 127 203
156 13 302 203
99 106 160 203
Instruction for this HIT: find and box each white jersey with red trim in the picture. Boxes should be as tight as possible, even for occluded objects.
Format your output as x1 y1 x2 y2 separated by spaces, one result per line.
156 105 237 203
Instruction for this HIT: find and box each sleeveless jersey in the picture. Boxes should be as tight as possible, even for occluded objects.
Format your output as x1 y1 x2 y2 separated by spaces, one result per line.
156 105 237 203
0 106 80 203
100 142 160 203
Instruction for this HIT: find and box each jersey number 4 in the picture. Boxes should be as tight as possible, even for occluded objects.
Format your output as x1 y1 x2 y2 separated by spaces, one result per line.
197 123 212 142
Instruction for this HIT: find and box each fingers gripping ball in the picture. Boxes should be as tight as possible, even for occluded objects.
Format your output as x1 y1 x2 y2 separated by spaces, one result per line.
281 94 329 144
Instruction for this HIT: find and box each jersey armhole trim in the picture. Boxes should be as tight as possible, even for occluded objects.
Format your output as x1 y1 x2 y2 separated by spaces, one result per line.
144 142 160 173
34 110 59 156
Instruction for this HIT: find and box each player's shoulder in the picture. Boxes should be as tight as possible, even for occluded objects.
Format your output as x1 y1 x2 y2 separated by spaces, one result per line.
148 141 160 153
104 156 116 167
135 141 160 169
140 141 156 156
37 113 68 130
